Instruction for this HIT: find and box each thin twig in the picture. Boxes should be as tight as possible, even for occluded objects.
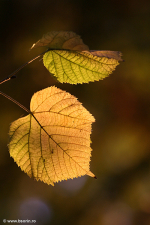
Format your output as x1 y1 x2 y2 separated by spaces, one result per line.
0 49 49 85
0 89 55 144
0 90 30 113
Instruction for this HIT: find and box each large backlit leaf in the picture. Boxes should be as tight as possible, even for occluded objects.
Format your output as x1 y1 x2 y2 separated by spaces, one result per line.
31 31 123 84
9 86 95 186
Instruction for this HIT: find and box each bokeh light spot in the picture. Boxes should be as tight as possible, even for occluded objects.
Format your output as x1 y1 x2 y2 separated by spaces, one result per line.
19 198 52 225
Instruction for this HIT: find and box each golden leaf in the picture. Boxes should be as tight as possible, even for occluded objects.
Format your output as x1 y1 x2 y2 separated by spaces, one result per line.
9 86 95 185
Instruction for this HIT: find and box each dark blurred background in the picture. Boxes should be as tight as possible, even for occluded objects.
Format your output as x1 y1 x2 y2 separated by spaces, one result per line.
1 0 150 224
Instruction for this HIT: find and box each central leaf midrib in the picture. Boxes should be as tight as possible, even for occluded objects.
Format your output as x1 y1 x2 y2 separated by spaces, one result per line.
53 50 115 74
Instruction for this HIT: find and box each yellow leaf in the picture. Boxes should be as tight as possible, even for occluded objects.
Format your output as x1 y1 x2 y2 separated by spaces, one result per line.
9 86 95 185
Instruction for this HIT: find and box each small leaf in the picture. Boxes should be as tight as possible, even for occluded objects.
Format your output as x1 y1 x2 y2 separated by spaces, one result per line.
30 31 89 51
43 50 123 84
9 86 95 185
31 31 123 84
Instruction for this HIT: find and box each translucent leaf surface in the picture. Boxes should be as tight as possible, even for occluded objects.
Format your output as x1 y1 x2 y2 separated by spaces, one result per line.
30 31 89 51
43 50 123 84
31 31 123 84
9 86 95 185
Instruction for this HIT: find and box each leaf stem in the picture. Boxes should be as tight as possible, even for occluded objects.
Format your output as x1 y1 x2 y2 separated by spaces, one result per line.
0 90 55 144
0 49 49 85
0 90 30 113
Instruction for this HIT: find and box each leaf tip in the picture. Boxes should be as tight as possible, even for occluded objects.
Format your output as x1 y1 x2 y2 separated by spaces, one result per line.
30 43 36 50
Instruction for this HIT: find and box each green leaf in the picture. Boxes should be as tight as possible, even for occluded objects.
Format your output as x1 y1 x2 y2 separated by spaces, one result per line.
9 86 95 186
43 50 123 84
31 31 123 84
